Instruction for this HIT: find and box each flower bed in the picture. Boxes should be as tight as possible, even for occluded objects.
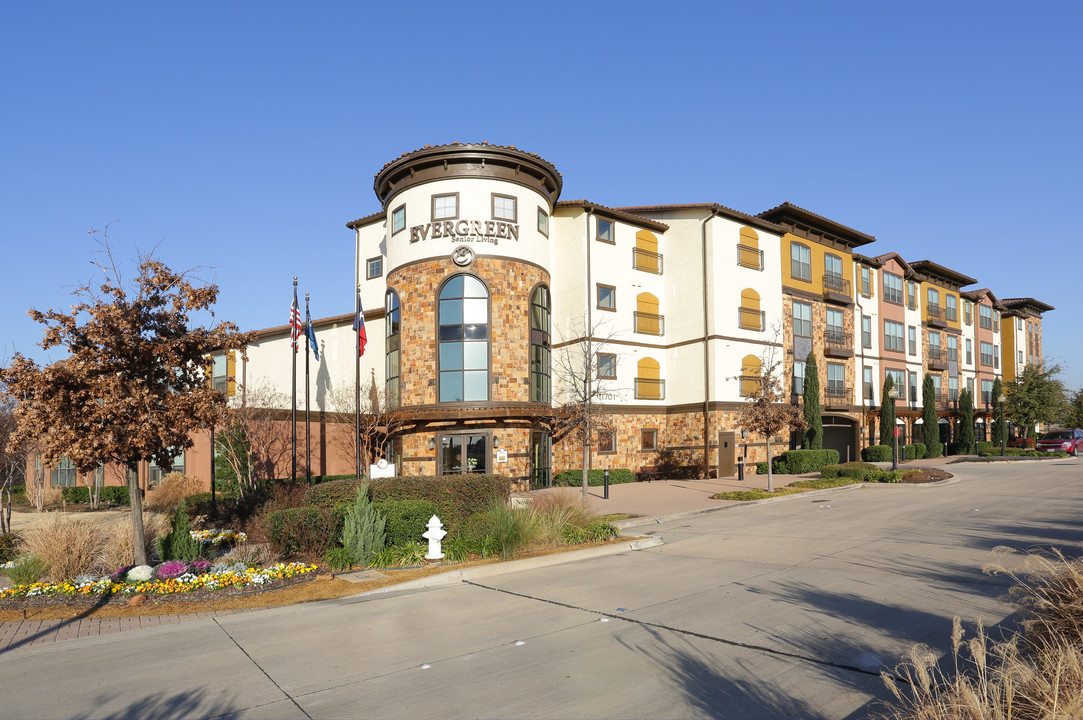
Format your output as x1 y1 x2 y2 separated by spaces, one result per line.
0 561 316 601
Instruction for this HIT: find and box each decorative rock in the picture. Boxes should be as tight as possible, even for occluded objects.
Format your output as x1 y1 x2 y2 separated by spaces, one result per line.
128 594 147 607
422 515 447 560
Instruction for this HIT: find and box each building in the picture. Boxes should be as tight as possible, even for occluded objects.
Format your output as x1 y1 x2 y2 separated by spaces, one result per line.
27 143 1056 493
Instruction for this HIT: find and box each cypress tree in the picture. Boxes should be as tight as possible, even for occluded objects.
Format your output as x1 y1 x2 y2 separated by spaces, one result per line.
991 377 1005 445
802 352 822 450
157 498 202 562
342 484 386 566
879 375 896 447
922 373 941 457
959 387 975 454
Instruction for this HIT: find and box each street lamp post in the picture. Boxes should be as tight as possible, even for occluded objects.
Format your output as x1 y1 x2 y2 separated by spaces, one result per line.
998 392 1007 457
888 386 898 471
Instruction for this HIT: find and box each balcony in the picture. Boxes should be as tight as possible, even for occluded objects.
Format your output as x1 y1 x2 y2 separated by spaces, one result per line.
927 347 948 371
822 273 852 306
738 306 765 331
926 303 947 328
824 329 853 358
737 244 763 271
635 377 665 400
825 383 850 407
633 247 663 274
634 311 665 336
740 375 762 398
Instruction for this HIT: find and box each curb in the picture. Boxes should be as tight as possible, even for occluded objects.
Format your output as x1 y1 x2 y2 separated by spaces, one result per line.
356 536 665 596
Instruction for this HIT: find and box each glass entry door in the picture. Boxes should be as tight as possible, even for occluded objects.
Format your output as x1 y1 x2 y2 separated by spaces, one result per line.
530 432 552 489
440 434 488 475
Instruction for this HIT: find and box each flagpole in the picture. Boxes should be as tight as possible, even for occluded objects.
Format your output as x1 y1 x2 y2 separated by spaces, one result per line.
305 292 312 484
355 284 361 480
291 277 298 483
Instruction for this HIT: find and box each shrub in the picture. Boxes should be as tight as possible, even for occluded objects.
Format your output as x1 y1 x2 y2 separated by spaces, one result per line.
221 542 276 567
0 532 20 563
21 515 108 582
552 469 635 486
926 441 944 459
145 472 203 511
369 474 511 530
479 502 539 560
7 556 48 585
304 477 366 507
342 486 386 566
324 546 354 572
976 441 995 455
264 506 344 557
907 443 927 460
99 513 170 570
392 541 428 566
861 445 892 462
376 499 438 547
821 462 878 481
157 499 203 562
530 490 594 548
653 448 707 479
777 449 840 474
155 559 190 579
868 469 904 483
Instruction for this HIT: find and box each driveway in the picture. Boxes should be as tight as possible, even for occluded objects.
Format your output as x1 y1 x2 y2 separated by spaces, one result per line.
1 458 1079 719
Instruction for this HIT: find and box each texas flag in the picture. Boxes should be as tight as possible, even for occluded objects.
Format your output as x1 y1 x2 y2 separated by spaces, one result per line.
354 290 368 357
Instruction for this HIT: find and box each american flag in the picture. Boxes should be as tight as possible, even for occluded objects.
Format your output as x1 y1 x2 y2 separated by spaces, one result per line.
289 286 302 353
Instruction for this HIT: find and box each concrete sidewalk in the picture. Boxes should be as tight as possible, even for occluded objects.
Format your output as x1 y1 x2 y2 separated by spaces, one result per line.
0 457 967 652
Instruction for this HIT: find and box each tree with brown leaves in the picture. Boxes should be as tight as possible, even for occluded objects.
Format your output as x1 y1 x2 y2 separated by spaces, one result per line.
0 230 252 563
736 348 806 493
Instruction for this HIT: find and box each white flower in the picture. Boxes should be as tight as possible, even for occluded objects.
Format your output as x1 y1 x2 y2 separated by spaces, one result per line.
126 565 154 582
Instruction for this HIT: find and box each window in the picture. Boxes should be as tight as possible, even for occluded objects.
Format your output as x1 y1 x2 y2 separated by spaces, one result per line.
967 377 974 399
883 273 904 305
966 339 972 364
597 430 616 454
209 352 236 396
537 207 549 237
887 369 906 395
391 204 406 235
741 355 762 397
596 218 614 243
492 194 516 222
993 345 999 368
641 429 658 451
946 295 958 322
979 304 993 330
1017 317 1023 330
636 357 664 400
964 301 972 325
439 434 488 475
993 311 999 332
790 242 811 281
596 284 616 311
907 281 917 309
366 256 383 280
385 290 401 406
930 374 941 395
929 331 941 355
826 308 845 345
861 315 872 348
793 358 806 395
824 254 844 292
927 287 940 318
149 449 185 488
885 320 904 352
909 372 918 404
981 379 994 406
50 456 77 487
438 275 490 403
1019 350 1024 364
948 336 958 362
792 301 812 338
908 326 917 355
432 193 458 221
863 366 874 400
826 362 845 397
530 286 551 403
598 353 617 380
860 266 872 297
980 341 994 367
949 376 958 403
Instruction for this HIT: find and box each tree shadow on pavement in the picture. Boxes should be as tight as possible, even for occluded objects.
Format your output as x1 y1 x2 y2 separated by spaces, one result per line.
70 687 244 720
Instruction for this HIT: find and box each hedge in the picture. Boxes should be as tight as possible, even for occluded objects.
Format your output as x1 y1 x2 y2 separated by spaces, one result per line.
926 441 944 459
946 441 974 456
376 499 440 547
553 469 635 487
369 474 511 530
59 486 132 505
821 462 878 480
755 449 839 475
304 477 366 507
976 441 995 455
906 443 927 460
264 505 346 556
861 445 892 462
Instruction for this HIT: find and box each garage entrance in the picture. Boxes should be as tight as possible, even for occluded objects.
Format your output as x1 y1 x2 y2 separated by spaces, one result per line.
822 416 858 463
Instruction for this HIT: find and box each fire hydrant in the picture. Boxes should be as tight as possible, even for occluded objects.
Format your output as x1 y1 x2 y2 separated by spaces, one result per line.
423 515 447 561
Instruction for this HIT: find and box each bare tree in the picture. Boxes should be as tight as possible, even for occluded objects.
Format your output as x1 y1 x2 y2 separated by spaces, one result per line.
0 395 31 533
326 372 406 474
0 228 252 563
551 318 619 498
215 383 292 498
736 343 806 493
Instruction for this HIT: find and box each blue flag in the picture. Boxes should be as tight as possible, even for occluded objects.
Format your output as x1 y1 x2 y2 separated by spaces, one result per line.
305 301 320 362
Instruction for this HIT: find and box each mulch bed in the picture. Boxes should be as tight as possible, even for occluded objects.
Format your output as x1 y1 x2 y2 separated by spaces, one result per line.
898 468 952 483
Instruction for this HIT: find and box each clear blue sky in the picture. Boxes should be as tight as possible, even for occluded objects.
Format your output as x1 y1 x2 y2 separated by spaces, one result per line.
3 1 1080 391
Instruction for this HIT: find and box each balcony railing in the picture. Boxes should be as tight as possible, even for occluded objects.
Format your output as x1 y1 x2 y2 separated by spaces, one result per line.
634 377 665 400
927 303 942 319
634 311 665 336
824 329 854 358
737 244 763 270
632 248 663 274
738 307 765 331
825 384 850 403
822 273 850 298
740 375 762 398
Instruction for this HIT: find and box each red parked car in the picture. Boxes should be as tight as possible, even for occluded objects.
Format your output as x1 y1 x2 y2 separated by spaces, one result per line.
1036 429 1083 456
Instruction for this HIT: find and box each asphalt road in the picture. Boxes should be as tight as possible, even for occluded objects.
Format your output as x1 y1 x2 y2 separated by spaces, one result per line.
2 459 1081 719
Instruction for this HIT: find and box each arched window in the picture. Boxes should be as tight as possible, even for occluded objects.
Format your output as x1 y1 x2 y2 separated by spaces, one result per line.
530 285 551 403
634 230 662 274
635 292 663 335
738 227 763 270
438 274 489 402
635 357 663 400
385 290 400 407
739 288 763 331
741 354 762 397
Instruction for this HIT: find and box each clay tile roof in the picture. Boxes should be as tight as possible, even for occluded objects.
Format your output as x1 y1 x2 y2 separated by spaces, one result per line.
345 210 384 230
756 201 876 247
554 200 669 232
908 260 978 288
374 141 562 181
612 203 786 234
1000 297 1055 313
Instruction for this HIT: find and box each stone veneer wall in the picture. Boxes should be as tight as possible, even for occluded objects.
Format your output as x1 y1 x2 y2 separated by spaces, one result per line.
388 257 550 406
